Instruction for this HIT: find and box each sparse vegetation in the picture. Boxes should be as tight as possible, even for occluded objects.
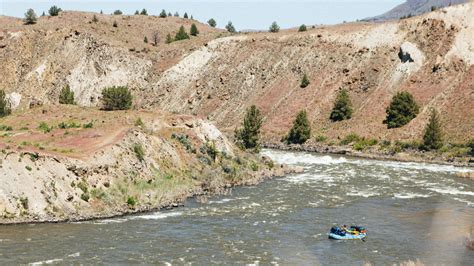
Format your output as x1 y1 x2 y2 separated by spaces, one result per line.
172 133 196 153
269 21 280 33
285 110 311 144
0 125 13 131
234 105 264 151
58 121 81 129
38 122 53 133
330 89 353 122
24 9 37 25
101 86 133 111
152 31 160 46
384 91 419 129
226 21 236 33
208 18 217 27
315 135 327 142
165 33 173 44
82 121 93 128
112 20 118 27
144 36 148 43
190 23 199 36
300 73 310 88
92 14 98 23
422 109 443 150
59 85 75 105
132 143 145 162
127 196 137 207
48 5 62 16
174 26 190 41
134 118 144 127
298 24 307 32
205 141 219 162
0 90 12 118
113 10 123 15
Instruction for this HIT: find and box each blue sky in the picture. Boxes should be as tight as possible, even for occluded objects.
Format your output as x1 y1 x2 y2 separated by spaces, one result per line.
0 0 404 30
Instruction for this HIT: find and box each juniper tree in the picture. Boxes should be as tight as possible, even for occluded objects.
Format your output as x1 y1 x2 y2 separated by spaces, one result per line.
207 18 217 27
144 36 148 43
24 9 37 25
330 89 353 121
59 85 75 105
165 33 173 44
286 110 311 144
299 24 307 32
113 10 123 15
140 9 148 15
48 5 62 16
101 86 132 111
190 23 199 36
422 109 443 150
0 90 12 118
226 21 236 33
269 21 280 33
174 12 179 17
174 26 190 41
235 105 264 151
384 91 419 128
300 73 310 88
92 14 98 23
183 12 189 19
134 10 139 15
168 12 172 17
160 9 167 18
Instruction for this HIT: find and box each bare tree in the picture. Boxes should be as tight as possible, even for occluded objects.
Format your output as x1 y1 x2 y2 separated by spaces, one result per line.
152 31 160 46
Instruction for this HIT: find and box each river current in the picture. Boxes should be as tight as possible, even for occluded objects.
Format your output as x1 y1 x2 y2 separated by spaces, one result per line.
1 149 473 265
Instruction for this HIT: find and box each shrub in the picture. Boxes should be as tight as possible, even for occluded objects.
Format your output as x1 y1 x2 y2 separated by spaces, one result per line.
286 110 311 144
384 91 419 129
127 196 137 207
80 193 90 202
206 141 218 162
340 133 361 145
159 9 167 18
168 12 172 17
38 122 53 133
24 9 37 25
25 166 32 171
208 18 217 27
59 85 75 105
82 121 93 128
298 24 307 32
92 14 99 23
144 36 148 43
467 139 474 156
226 21 236 33
0 125 13 131
101 86 132 110
134 118 144 127
234 105 263 151
330 89 353 121
58 121 80 129
172 133 196 153
183 12 189 19
315 135 327 142
48 5 62 16
300 73 310 88
113 10 123 15
422 109 443 150
134 10 139 15
269 21 280 33
165 33 173 44
0 90 12 118
140 9 148 15
132 143 145 161
190 23 199 36
174 26 190 41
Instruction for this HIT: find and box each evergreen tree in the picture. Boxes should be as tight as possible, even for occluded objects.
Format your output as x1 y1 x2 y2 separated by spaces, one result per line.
59 85 75 105
168 12 172 17
113 10 123 15
165 33 173 44
92 14 98 23
300 73 310 88
48 5 62 16
269 21 280 33
174 12 179 17
152 31 159 46
0 90 12 118
134 10 139 15
384 91 419 128
101 86 132 111
24 9 37 25
41 11 46 17
330 89 353 121
100 10 103 15
144 36 148 43
191 15 194 20
286 110 311 144
160 9 167 18
190 23 199 36
140 9 148 15
225 21 236 33
183 12 189 19
207 18 217 27
422 109 443 150
174 25 190 41
298 24 307 32
234 105 264 151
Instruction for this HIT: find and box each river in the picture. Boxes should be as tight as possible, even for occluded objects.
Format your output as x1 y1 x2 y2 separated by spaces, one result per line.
1 149 473 265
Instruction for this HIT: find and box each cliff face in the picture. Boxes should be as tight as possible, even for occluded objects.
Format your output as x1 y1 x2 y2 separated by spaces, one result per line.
1 5 474 144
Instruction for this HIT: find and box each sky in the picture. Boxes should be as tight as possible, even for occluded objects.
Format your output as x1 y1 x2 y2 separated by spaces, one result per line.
0 0 404 30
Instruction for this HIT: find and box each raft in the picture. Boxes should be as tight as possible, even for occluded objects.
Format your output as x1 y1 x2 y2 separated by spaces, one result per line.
328 226 367 240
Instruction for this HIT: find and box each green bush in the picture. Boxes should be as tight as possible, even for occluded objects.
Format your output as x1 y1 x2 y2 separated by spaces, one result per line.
174 26 190 41
330 89 353 121
101 86 132 110
174 12 180 17
48 5 62 16
269 21 280 33
300 73 310 88
58 121 80 129
286 110 311 144
468 139 474 156
190 23 199 36
0 90 12 118
226 21 236 33
24 9 37 25
59 85 75 105
384 91 419 129
422 109 443 150
298 24 307 32
172 133 196 153
208 18 217 27
340 133 361 145
38 122 53 133
206 141 218 162
132 143 145 161
234 105 263 151
165 33 173 44
0 125 13 131
144 36 148 43
127 196 137 207
81 193 90 202
82 121 93 128
315 135 327 142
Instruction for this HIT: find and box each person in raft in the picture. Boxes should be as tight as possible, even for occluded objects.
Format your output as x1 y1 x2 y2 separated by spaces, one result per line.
342 225 359 235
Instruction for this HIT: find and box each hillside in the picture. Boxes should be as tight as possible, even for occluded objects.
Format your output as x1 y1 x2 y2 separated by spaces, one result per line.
365 0 470 22
1 5 474 146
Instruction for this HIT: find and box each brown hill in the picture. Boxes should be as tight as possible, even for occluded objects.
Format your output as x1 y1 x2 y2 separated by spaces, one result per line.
1 5 473 144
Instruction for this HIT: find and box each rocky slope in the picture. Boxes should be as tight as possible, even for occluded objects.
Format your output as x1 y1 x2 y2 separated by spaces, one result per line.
0 106 290 224
1 5 473 145
365 0 470 22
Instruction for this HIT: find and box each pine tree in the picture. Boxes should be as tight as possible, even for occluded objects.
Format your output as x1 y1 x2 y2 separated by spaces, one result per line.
41 11 46 17
191 15 194 20
48 5 62 16
165 33 173 44
190 23 199 36
286 110 311 144
226 21 236 33
183 12 189 19
144 36 148 43
140 9 148 15
300 73 310 88
160 9 167 18
330 89 353 121
113 10 123 15
134 10 139 15
168 12 172 17
100 10 103 15
101 86 132 111
92 14 98 23
269 21 280 33
152 31 159 46
59 85 75 105
422 109 443 150
24 9 37 25
207 18 217 27
174 12 179 17
384 91 419 128
298 24 307 32
0 90 12 118
234 105 264 151
174 26 190 41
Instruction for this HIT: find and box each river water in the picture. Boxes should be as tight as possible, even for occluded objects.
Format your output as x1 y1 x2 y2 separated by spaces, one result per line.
1 149 473 265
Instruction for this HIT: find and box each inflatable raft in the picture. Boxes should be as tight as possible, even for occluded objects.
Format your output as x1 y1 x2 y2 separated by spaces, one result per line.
328 226 367 240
